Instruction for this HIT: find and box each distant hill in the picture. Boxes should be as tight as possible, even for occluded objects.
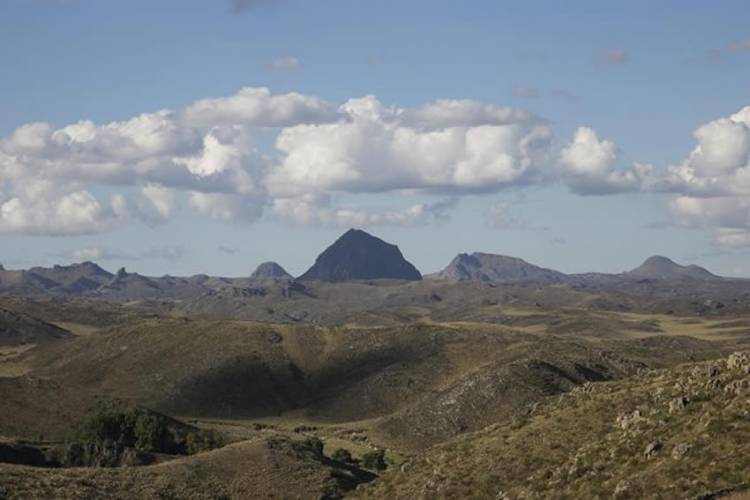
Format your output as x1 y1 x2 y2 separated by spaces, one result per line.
432 252 567 284
250 262 292 281
626 255 719 281
298 229 422 282
0 307 71 346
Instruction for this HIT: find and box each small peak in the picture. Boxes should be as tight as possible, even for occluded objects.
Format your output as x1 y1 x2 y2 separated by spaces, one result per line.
643 255 677 266
116 267 127 279
250 261 292 280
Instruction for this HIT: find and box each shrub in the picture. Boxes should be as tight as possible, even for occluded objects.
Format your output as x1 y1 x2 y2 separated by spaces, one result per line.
331 448 353 463
75 403 181 454
361 449 386 470
304 436 324 457
186 429 226 455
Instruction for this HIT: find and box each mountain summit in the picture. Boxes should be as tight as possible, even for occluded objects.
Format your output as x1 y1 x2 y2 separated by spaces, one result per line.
626 255 718 281
298 229 422 282
433 252 566 284
250 262 292 281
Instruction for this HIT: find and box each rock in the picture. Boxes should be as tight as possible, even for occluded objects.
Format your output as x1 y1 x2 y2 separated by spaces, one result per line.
727 352 750 374
614 479 633 498
724 379 750 396
644 441 662 458
671 442 692 459
707 363 722 378
669 396 689 413
617 409 646 430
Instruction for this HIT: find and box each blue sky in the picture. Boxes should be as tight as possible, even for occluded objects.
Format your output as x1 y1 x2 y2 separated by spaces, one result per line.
1 0 750 277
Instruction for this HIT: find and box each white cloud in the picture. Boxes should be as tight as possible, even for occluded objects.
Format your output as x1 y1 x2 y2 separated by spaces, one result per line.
182 87 336 127
270 56 302 71
558 127 644 195
189 191 263 222
267 96 552 196
0 180 127 236
139 183 176 223
272 194 456 227
560 127 618 175
3 82 749 242
71 247 103 261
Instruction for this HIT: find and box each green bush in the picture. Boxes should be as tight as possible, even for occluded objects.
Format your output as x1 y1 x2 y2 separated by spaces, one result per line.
75 404 180 454
361 449 386 470
186 429 226 455
331 448 353 463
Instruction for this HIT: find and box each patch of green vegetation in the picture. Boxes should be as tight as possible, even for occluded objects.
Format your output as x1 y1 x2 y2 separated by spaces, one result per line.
331 448 354 463
361 449 386 471
186 429 226 455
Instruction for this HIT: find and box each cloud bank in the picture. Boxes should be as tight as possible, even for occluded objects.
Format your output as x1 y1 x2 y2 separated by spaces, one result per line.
1 85 748 245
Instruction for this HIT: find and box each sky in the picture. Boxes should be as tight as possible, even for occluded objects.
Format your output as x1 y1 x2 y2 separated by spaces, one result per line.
1 0 750 277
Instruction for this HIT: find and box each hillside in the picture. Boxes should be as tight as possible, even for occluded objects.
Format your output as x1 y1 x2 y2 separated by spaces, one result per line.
356 351 750 499
0 308 72 346
0 436 375 500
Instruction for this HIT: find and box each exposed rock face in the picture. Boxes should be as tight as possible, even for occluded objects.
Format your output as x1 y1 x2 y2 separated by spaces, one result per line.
298 229 422 282
668 396 689 413
432 252 566 284
727 352 750 374
626 256 718 281
250 262 292 281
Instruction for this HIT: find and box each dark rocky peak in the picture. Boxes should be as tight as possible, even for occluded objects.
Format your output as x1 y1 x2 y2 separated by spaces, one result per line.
298 228 422 282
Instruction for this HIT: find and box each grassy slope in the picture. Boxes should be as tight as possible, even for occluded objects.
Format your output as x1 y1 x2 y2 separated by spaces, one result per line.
356 353 750 499
0 436 375 500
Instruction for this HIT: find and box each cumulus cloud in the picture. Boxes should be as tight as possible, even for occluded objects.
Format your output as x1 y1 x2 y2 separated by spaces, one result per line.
3 82 748 245
558 127 645 195
182 87 336 127
189 191 263 222
267 96 552 196
0 179 127 236
665 108 750 248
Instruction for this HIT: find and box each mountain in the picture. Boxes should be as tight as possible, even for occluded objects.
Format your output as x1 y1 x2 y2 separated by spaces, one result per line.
626 255 719 281
250 262 292 281
28 262 113 289
432 252 567 284
298 229 422 282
